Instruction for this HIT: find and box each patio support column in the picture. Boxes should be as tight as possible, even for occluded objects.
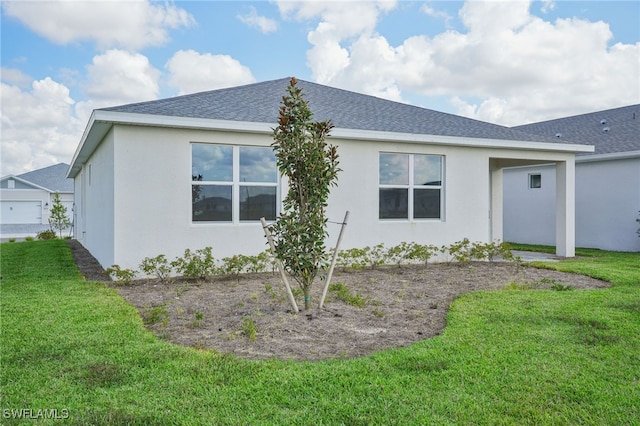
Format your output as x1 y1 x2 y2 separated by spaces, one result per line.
489 159 503 242
555 159 576 257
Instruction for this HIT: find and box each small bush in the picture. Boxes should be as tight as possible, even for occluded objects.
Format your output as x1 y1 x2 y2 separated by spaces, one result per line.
105 264 135 285
25 236 34 241
406 243 439 265
36 229 57 240
444 238 472 264
221 254 252 278
366 244 387 268
336 247 369 271
171 247 217 280
139 254 172 283
387 242 412 267
470 240 514 262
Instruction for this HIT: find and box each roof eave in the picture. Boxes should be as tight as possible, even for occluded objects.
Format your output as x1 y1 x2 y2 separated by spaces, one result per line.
67 111 594 177
577 150 640 163
0 175 57 192
331 128 594 153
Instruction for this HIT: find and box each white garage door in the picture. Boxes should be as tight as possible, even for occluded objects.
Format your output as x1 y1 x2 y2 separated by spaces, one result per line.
0 201 42 224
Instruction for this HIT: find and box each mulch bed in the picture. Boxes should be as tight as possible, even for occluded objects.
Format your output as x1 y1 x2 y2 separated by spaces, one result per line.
68 240 609 361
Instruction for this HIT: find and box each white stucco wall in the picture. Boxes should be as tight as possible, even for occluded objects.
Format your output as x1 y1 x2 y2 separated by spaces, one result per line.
75 129 116 267
503 164 556 245
74 122 582 269
504 157 640 252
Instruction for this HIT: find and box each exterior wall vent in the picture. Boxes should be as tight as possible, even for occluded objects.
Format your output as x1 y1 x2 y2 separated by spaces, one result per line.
600 119 607 125
555 133 562 138
602 126 610 133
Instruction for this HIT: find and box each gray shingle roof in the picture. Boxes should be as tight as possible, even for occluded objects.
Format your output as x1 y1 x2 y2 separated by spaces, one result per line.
513 105 640 155
17 163 73 192
102 77 563 144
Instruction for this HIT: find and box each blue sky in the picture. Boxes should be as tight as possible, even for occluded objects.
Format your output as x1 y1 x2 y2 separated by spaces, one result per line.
1 0 639 175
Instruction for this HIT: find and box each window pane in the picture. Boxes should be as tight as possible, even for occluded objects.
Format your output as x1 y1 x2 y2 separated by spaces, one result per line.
379 153 409 185
414 188 441 219
192 144 232 182
379 188 408 219
240 146 277 183
414 155 442 186
529 174 541 189
240 186 276 221
192 185 232 221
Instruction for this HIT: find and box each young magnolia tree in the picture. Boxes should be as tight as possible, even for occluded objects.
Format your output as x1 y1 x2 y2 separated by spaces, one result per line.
49 192 71 238
270 77 340 310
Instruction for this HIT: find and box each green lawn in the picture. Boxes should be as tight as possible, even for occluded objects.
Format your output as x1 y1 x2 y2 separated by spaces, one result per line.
1 240 639 425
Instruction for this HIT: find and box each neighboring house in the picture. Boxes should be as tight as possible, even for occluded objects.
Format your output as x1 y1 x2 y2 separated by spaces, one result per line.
0 163 74 239
67 78 592 270
504 105 640 252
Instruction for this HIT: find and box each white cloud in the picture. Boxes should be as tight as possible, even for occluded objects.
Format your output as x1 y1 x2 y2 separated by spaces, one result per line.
420 3 452 26
74 49 161 123
83 50 160 104
0 67 32 87
278 1 396 84
1 78 83 175
165 50 256 95
540 0 556 14
282 0 640 125
237 6 278 34
2 0 195 50
0 49 165 176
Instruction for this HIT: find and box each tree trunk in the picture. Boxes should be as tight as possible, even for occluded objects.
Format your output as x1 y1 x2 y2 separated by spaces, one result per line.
303 286 312 310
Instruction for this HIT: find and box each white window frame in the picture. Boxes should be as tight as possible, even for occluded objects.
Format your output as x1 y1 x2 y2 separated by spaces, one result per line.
191 143 279 224
379 152 444 221
529 173 542 189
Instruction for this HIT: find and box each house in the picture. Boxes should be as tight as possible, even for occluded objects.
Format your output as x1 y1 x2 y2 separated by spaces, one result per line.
67 78 593 270
0 163 74 240
504 105 640 252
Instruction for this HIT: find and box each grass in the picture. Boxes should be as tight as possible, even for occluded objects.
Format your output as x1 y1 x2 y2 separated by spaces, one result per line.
1 240 639 425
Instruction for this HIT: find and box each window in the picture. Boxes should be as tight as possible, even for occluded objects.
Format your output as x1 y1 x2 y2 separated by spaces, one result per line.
379 153 443 220
529 173 541 189
192 144 277 222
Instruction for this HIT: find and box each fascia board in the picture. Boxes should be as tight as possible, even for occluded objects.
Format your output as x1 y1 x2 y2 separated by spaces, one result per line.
67 111 595 178
331 128 595 153
68 110 100 178
576 150 640 163
0 175 54 192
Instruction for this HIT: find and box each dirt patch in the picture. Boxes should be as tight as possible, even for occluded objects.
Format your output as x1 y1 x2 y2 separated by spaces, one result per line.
66 241 608 361
68 240 111 282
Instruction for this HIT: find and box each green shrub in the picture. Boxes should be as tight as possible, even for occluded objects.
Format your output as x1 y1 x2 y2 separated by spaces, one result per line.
365 243 387 268
336 247 369 271
105 264 136 285
386 242 412 267
36 229 57 240
25 236 34 242
221 254 252 277
139 254 172 283
444 238 472 264
248 251 272 273
470 240 515 263
171 247 217 280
